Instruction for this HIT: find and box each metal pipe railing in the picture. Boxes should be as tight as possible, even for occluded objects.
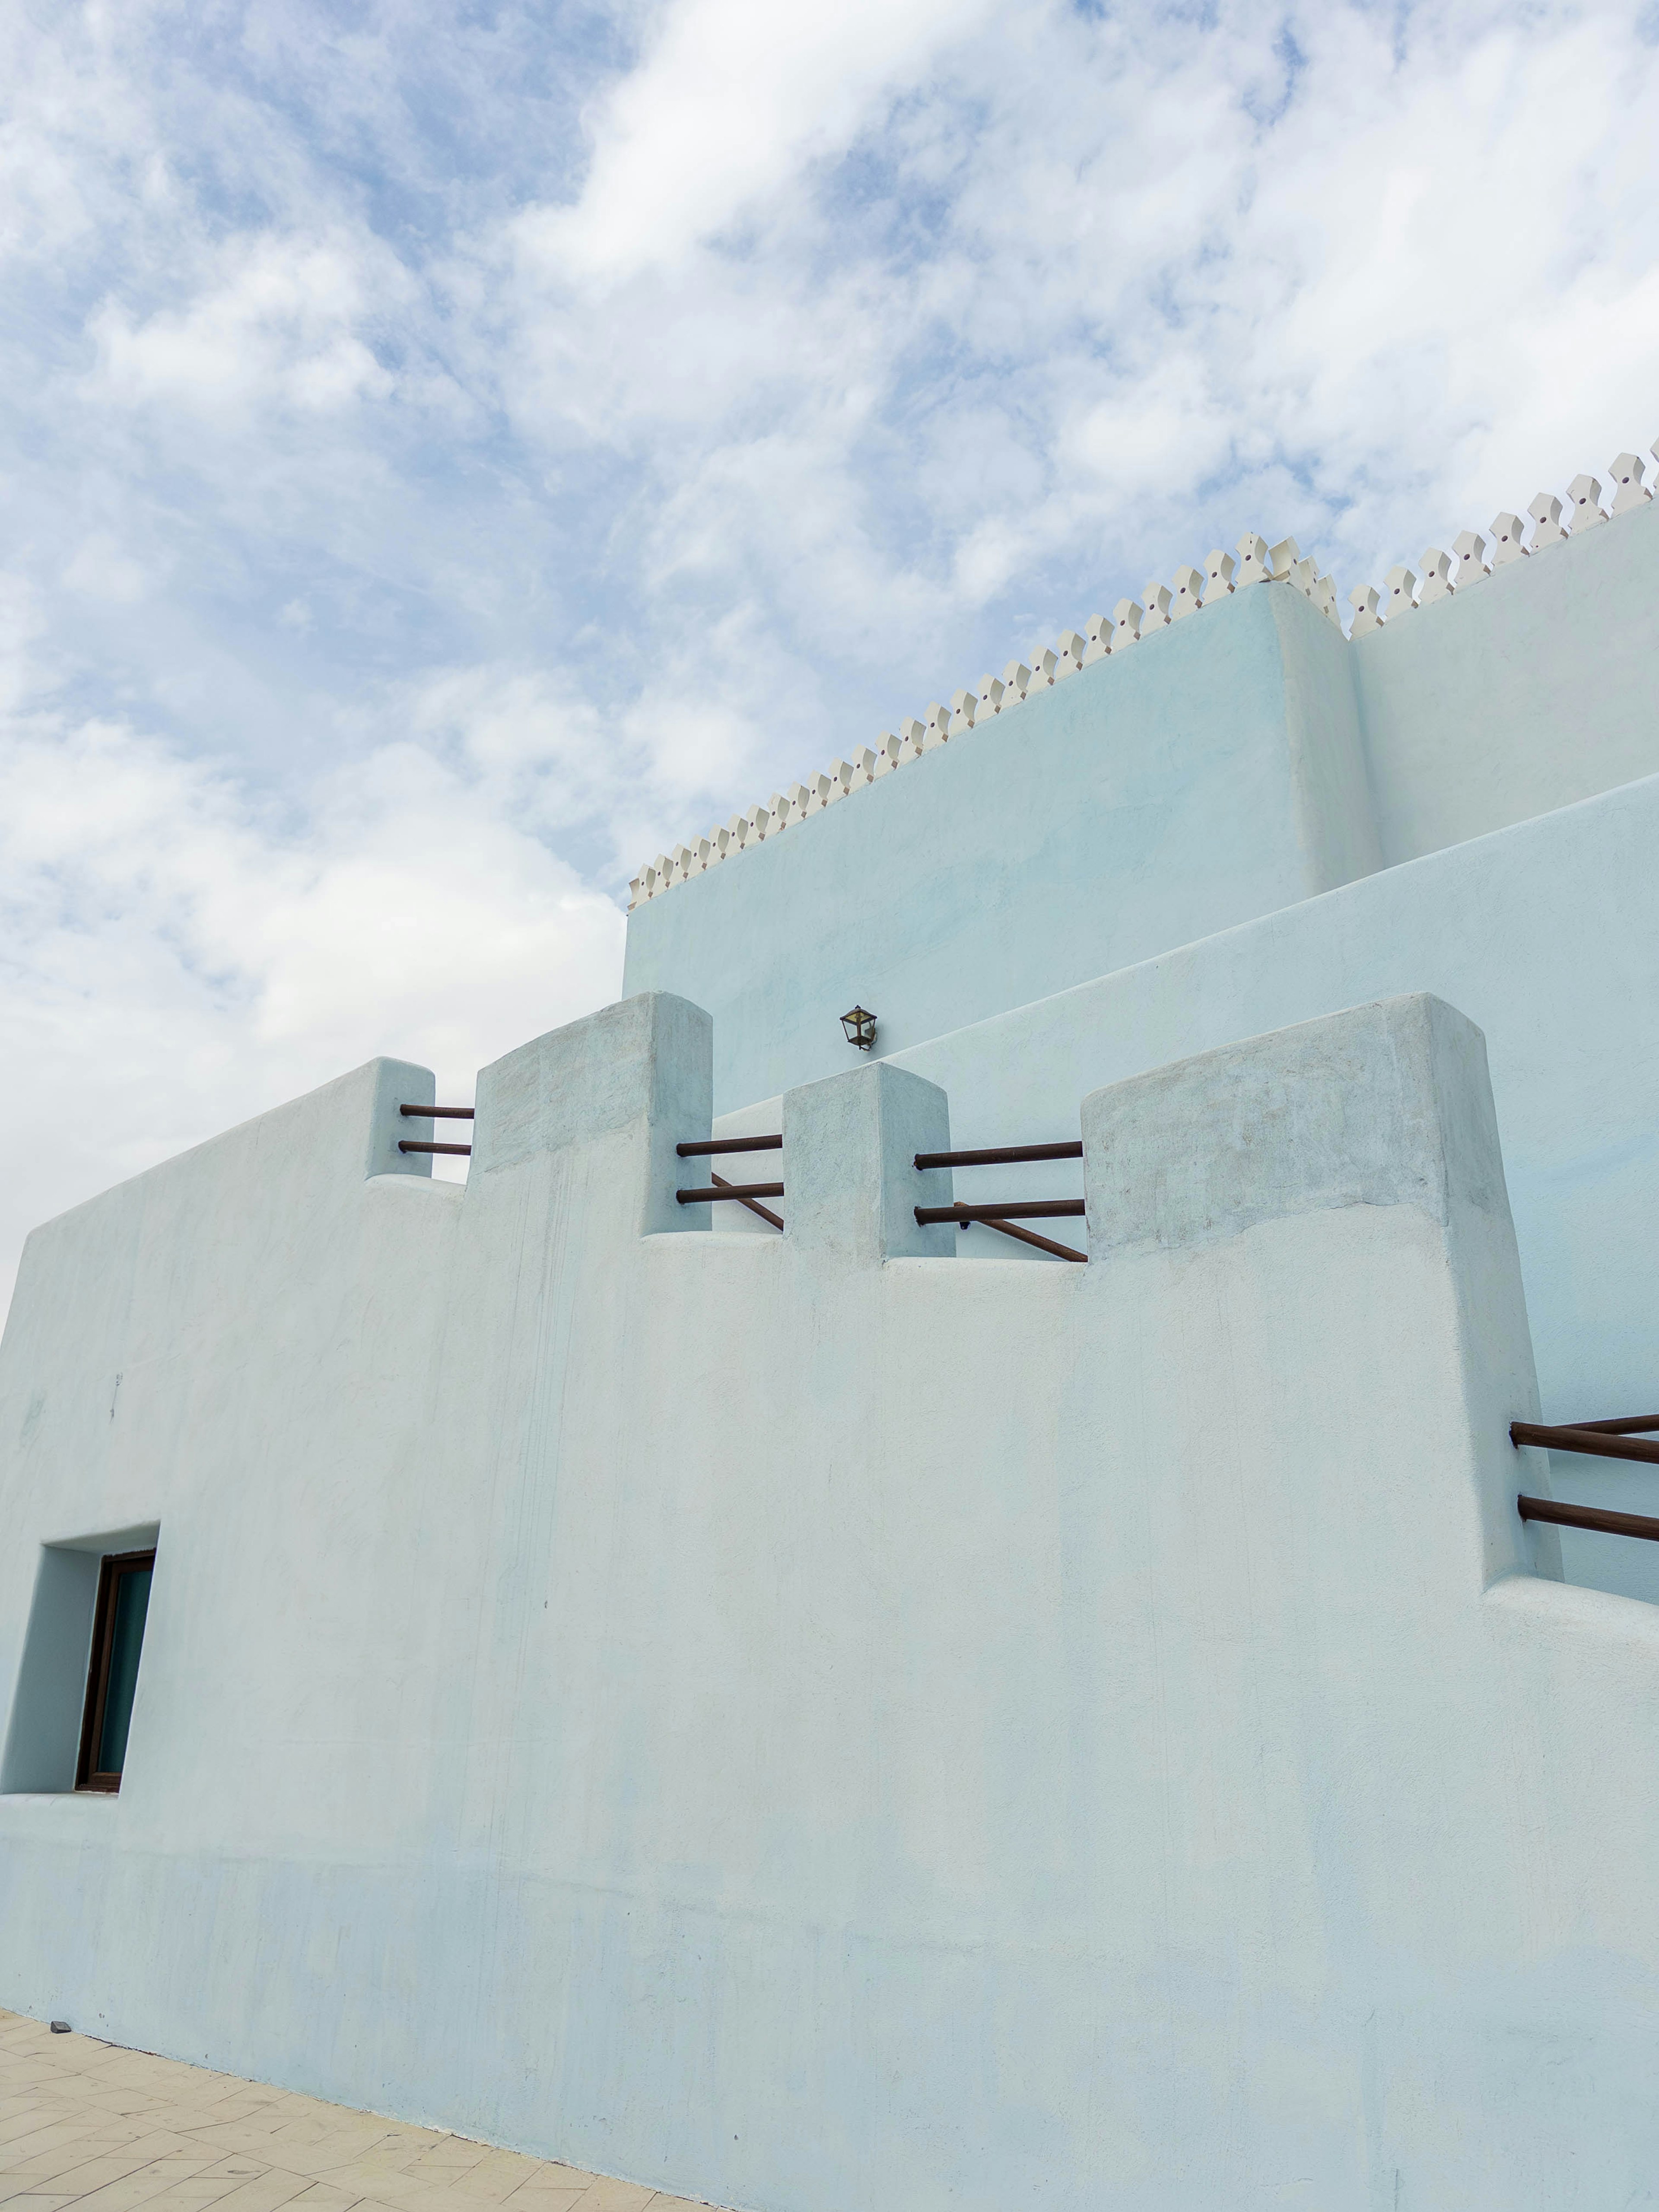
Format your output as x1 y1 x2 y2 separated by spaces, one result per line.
677 1183 785 1205
915 1141 1082 1169
712 1168 782 1230
677 1135 782 1157
1511 1421 1659 1466
1519 1495 1659 1543
915 1200 1085 1225
963 1216 1087 1262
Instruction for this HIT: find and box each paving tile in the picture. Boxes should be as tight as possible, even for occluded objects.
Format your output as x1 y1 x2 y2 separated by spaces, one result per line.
428 2152 547 2206
0 2123 94 2164
255 2140 404 2184
297 2170 444 2212
0 2117 72 2154
35 2156 172 2196
203 2176 334 2212
0 2014 732 2212
0 2148 127 2190
59 2173 191 2212
142 2184 247 2204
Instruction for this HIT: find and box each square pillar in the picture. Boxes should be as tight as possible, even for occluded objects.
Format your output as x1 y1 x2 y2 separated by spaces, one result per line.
782 1062 954 1264
473 991 713 1236
1081 991 1548 1583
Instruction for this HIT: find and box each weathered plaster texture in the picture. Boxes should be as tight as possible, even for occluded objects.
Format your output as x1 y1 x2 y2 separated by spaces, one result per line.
4 992 1654 2210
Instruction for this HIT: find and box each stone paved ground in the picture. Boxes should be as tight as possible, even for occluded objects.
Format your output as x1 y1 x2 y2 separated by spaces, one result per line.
0 2011 724 2212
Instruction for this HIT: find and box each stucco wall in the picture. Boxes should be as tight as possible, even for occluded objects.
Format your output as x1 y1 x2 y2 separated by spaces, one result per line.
626 503 1659 1118
624 582 1382 1113
5 992 1659 2209
713 769 1659 1604
1353 499 1659 865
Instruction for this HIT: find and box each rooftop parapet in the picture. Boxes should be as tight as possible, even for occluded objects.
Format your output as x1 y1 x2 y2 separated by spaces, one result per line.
630 434 1659 909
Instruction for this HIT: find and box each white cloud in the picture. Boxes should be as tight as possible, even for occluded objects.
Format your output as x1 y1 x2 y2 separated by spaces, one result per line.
89 232 402 420
523 0 994 282
3 0 1659 1325
62 533 153 603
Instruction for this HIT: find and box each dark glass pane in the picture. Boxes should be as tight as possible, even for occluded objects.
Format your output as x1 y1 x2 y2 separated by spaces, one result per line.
97 1566 151 1776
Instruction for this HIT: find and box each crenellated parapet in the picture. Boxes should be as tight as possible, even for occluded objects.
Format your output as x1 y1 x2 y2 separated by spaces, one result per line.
630 436 1658 908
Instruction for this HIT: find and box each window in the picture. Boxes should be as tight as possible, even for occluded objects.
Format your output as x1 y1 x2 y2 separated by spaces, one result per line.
76 1550 154 1792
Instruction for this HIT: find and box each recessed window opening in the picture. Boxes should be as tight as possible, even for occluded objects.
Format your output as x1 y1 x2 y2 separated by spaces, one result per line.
76 1549 154 1792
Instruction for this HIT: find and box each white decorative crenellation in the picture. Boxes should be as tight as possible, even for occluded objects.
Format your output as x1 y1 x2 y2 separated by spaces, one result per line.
1235 533 1272 586
1569 474 1606 531
1418 548 1454 605
1267 537 1299 582
1529 493 1567 547
1382 565 1417 615
629 436 1659 904
1612 452 1653 513
1490 514 1527 566
1348 584 1383 638
1452 530 1489 591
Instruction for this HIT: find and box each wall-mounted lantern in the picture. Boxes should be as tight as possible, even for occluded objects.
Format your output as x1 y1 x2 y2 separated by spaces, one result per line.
840 1005 878 1052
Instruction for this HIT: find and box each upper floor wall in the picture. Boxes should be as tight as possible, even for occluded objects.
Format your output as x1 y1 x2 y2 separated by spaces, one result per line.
624 498 1659 1114
625 581 1376 1112
1354 496 1659 864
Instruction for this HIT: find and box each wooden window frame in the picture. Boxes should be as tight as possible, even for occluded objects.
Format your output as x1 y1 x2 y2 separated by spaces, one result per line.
76 1548 156 1793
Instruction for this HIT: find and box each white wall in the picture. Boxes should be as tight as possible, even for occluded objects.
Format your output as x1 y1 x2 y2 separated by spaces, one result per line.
861 769 1659 1609
625 501 1659 1118
1353 500 1659 864
5 990 1659 2210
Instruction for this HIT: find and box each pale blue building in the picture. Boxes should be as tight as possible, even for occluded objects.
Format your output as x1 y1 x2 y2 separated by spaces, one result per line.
3 460 1659 2209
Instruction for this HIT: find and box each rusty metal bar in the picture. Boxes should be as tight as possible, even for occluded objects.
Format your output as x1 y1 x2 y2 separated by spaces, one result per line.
963 1215 1087 1262
1511 1421 1659 1467
399 1140 472 1156
711 1168 782 1231
1518 1495 1659 1544
677 1183 785 1205
915 1141 1083 1170
676 1135 783 1157
400 1104 474 1119
915 1200 1086 1225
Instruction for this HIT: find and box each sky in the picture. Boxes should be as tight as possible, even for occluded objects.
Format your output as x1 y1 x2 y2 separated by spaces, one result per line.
3 0 1659 1319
